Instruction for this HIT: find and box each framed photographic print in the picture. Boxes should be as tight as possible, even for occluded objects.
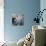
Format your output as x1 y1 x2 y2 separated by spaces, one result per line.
12 15 24 26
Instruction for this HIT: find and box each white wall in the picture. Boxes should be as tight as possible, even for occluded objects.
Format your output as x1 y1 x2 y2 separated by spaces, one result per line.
0 0 4 42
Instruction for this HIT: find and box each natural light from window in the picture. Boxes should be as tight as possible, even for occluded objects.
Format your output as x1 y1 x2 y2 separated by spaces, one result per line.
0 0 4 42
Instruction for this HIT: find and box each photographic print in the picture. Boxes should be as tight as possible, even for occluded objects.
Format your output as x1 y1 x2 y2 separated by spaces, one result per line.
12 15 24 26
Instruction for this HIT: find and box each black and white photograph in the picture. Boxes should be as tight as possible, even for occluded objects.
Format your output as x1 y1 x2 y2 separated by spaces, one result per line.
12 15 24 26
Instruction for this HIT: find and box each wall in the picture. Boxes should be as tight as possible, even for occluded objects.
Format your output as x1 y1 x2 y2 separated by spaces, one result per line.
40 0 46 26
40 0 46 45
4 0 40 42
0 0 4 42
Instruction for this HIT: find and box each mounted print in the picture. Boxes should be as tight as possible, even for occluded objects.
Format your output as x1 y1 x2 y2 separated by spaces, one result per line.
12 15 24 26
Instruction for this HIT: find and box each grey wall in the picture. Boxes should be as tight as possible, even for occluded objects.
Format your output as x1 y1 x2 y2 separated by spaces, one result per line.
4 0 40 42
